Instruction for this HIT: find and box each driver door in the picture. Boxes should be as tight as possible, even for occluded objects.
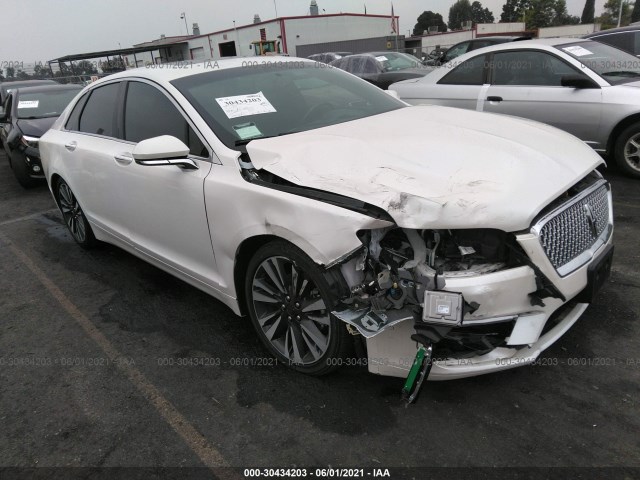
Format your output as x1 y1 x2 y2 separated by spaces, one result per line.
115 80 218 287
482 50 603 147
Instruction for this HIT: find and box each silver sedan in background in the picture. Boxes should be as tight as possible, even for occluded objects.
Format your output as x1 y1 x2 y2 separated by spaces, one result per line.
390 38 640 178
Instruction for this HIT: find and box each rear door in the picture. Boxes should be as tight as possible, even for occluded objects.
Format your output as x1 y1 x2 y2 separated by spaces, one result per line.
61 81 132 243
414 53 488 110
482 49 603 146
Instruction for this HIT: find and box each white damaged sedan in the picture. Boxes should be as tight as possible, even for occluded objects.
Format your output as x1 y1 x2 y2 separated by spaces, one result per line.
39 58 613 393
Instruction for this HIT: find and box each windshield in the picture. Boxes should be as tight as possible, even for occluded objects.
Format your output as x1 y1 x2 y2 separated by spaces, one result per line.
375 52 423 71
17 88 82 119
556 41 640 85
171 63 405 151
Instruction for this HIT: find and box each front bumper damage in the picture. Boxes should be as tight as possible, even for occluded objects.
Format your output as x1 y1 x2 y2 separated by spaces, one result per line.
328 176 614 401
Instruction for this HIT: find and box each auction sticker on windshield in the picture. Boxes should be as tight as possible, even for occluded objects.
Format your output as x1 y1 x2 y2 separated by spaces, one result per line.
562 46 593 57
375 56 388 62
18 100 39 109
216 92 277 119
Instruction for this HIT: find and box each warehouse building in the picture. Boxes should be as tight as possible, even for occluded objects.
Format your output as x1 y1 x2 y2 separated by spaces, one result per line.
122 3 399 67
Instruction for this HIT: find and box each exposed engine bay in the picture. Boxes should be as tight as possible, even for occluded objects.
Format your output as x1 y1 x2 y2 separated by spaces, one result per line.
330 227 538 402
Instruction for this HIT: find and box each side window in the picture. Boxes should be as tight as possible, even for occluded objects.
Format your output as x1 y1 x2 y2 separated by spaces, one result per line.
65 93 89 131
438 55 486 85
124 81 208 157
442 42 470 63
79 83 120 137
363 58 379 74
3 95 12 120
596 32 634 54
469 41 493 51
492 50 578 86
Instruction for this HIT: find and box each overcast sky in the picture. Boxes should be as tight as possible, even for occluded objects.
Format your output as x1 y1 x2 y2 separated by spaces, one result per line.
2 0 608 63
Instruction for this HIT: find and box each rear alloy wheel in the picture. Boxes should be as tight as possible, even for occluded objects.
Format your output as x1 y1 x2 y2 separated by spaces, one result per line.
245 241 350 375
56 179 96 248
614 123 640 178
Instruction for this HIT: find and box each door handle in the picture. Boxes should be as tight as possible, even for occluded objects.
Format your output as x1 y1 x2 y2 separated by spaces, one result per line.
486 96 503 102
114 153 133 165
65 141 77 151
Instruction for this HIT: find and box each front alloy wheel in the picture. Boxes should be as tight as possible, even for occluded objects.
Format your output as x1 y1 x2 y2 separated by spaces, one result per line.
56 179 96 248
245 241 350 375
615 123 640 178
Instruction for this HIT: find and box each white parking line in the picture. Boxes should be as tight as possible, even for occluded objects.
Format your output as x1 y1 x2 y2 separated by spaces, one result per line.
0 209 59 227
0 231 236 474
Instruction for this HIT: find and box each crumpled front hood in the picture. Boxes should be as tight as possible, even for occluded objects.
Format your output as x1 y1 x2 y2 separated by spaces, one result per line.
247 106 603 231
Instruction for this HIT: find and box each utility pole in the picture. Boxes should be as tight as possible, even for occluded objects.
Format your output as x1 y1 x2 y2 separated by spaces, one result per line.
617 0 624 27
273 0 278 18
180 12 189 35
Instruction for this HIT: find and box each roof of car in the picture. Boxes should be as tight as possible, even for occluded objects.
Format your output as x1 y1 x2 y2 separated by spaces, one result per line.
584 25 640 37
91 56 315 86
13 84 83 95
0 79 58 87
471 36 531 42
454 37 593 54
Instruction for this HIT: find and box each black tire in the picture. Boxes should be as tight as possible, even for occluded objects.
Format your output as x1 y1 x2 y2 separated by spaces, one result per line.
244 240 350 376
54 178 96 248
10 153 39 189
614 123 640 179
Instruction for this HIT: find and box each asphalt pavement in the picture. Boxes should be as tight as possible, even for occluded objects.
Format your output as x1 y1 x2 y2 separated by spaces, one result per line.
0 151 638 479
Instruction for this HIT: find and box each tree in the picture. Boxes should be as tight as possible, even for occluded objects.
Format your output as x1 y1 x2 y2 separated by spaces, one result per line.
33 63 52 79
413 10 448 35
6 66 15 79
16 69 31 80
449 0 474 30
471 1 495 23
596 0 632 28
581 0 595 23
500 0 580 28
523 0 557 29
632 0 640 23
75 60 98 75
553 0 580 25
500 0 531 22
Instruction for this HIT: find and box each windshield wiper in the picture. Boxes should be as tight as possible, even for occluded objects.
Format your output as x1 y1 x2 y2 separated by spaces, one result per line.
602 71 640 77
20 114 58 120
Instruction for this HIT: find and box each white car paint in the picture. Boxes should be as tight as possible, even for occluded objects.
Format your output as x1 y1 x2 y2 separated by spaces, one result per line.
39 57 613 380
247 105 602 231
390 38 640 154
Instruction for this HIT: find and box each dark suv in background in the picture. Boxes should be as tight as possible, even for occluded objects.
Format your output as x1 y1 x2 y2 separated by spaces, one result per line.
427 36 531 66
584 26 640 57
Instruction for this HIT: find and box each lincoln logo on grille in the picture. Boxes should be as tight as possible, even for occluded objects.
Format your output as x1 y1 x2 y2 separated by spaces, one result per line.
584 203 598 237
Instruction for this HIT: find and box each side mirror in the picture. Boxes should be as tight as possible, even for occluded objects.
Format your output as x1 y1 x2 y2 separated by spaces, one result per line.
561 74 599 89
132 135 198 170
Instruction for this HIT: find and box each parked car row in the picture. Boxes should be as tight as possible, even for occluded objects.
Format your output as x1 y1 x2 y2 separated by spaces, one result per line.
390 38 640 178
0 81 82 187
34 54 614 400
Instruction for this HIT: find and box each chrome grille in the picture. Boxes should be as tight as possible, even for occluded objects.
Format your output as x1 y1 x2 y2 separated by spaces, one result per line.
538 183 611 274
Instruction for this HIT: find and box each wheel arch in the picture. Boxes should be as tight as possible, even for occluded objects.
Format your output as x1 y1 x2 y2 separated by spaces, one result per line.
50 173 64 206
233 234 282 317
607 113 640 156
232 234 351 317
